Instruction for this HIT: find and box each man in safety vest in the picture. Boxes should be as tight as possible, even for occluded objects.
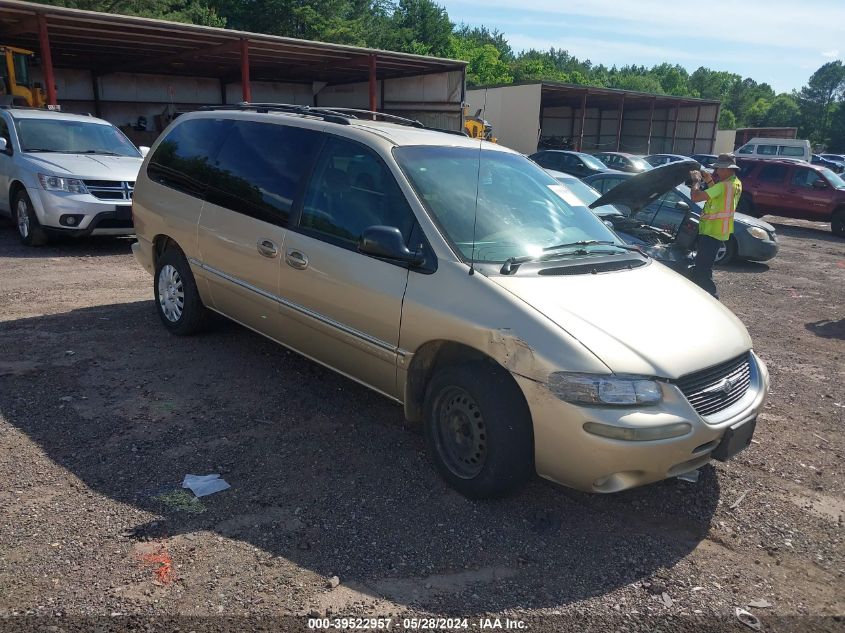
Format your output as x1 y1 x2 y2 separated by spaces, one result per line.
689 153 742 299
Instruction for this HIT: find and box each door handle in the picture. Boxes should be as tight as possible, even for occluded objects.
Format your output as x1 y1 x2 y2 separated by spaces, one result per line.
257 239 279 258
285 250 309 270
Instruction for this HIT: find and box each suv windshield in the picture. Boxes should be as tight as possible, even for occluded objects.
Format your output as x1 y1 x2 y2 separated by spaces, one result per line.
17 118 140 157
394 146 622 262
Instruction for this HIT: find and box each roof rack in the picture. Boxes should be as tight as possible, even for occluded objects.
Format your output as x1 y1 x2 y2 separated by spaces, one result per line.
199 102 469 137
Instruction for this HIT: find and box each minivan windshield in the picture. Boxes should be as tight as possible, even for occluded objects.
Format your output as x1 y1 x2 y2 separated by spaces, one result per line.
17 118 141 157
395 146 623 262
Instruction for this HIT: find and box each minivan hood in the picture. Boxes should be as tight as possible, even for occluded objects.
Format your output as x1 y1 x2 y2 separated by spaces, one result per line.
491 260 751 379
590 160 700 213
24 152 143 181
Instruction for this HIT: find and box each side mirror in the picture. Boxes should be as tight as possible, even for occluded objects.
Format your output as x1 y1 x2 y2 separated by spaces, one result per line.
139 146 150 158
812 179 827 189
358 225 424 266
675 200 690 211
0 138 7 153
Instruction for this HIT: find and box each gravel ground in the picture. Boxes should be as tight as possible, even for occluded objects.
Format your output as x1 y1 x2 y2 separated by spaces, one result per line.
0 215 843 632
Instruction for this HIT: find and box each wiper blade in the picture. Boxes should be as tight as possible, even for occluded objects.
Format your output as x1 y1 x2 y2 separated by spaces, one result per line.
79 150 122 155
500 241 642 274
25 148 59 153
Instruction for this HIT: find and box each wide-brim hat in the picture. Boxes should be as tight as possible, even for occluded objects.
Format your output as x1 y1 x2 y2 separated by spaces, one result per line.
712 153 740 169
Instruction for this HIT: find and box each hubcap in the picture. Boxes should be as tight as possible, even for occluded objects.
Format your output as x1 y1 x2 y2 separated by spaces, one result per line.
157 264 185 323
434 387 487 479
16 200 29 238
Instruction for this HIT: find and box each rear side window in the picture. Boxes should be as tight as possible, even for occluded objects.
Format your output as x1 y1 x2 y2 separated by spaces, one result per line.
299 137 415 248
205 121 321 227
532 152 558 169
147 118 231 198
759 164 787 182
757 145 777 156
779 145 804 157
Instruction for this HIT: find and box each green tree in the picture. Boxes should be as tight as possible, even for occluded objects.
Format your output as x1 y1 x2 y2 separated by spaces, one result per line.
32 0 226 26
719 108 737 130
762 94 800 128
797 61 845 144
449 36 512 86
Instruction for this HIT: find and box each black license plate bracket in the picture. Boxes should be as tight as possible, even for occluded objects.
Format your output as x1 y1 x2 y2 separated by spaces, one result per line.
712 416 757 461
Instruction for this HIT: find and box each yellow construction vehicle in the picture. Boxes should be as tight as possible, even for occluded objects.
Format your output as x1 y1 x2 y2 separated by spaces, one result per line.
0 46 46 107
463 107 497 143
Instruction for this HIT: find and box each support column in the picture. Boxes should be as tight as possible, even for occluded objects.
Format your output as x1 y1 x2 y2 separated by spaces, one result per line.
691 105 702 155
240 38 251 102
646 97 656 154
91 74 101 117
615 94 626 151
577 90 587 151
596 109 602 148
710 103 721 153
368 54 377 115
670 104 680 153
36 13 56 106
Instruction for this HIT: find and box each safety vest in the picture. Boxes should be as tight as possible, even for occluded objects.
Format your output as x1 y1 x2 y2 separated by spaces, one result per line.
699 176 741 241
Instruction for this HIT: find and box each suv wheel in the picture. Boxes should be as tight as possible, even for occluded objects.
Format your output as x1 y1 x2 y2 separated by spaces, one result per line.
154 247 209 335
15 191 48 246
423 361 533 498
737 193 759 218
832 208 845 238
715 236 737 266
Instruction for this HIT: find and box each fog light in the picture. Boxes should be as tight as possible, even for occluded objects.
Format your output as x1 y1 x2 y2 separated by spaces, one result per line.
66 216 77 226
583 421 692 441
59 214 83 227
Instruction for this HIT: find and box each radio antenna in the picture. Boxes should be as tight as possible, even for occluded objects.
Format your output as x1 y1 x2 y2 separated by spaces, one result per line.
468 88 488 276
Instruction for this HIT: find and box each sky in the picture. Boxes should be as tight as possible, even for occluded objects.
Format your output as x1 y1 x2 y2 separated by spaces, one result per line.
440 0 845 93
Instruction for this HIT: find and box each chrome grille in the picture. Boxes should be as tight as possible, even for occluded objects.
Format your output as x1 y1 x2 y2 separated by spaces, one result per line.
676 353 751 417
83 180 134 201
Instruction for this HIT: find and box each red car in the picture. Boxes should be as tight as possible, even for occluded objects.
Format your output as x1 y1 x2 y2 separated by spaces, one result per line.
735 158 845 237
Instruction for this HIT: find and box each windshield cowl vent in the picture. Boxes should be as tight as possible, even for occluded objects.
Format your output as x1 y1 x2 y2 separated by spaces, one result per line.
537 259 646 276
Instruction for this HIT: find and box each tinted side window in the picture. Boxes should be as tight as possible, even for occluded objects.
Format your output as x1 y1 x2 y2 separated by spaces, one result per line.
147 118 231 197
779 145 804 157
533 152 557 169
759 164 787 182
0 118 10 147
737 145 755 155
792 168 822 188
300 137 415 249
758 144 777 156
205 121 321 227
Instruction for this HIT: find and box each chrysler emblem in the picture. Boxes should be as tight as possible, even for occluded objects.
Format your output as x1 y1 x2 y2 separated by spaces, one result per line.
718 377 737 396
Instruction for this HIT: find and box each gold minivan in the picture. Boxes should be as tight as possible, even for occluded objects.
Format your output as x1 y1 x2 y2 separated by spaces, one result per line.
132 105 768 498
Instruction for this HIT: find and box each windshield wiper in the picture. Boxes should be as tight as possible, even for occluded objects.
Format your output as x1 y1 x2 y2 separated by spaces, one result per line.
79 150 123 156
25 148 60 153
499 241 642 275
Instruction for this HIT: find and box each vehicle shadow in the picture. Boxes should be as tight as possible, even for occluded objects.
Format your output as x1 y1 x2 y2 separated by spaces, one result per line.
720 260 770 273
766 220 840 244
0 218 134 258
0 301 720 613
805 318 845 340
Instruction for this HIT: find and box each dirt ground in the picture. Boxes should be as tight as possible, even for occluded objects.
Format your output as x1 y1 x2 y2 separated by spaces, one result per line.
0 215 843 632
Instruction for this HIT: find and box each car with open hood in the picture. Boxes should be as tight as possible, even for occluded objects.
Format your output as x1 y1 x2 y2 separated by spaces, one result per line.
0 106 146 246
132 105 768 498
585 163 779 265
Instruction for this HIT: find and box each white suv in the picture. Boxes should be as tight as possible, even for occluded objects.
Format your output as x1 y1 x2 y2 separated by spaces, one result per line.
0 107 147 246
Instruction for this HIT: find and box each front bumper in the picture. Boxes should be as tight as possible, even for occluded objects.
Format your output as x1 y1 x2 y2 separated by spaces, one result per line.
736 233 779 262
27 187 135 236
516 351 769 493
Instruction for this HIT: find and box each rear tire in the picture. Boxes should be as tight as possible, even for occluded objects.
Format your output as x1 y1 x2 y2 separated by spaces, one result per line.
832 208 845 238
15 191 48 246
423 361 534 498
154 247 209 335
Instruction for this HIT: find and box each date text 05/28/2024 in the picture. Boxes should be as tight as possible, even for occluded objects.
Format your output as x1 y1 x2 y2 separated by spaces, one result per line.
308 617 527 630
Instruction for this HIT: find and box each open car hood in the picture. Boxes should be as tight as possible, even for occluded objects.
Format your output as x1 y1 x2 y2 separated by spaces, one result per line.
589 159 700 212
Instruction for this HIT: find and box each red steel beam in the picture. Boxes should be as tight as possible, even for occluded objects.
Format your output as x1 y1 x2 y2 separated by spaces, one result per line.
646 97 656 154
691 105 702 154
36 13 56 106
615 93 626 151
670 104 680 153
368 54 377 115
240 38 251 102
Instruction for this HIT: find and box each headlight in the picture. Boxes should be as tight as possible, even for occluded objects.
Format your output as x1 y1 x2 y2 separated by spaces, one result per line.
37 173 89 194
746 226 768 240
548 372 663 405
583 421 691 441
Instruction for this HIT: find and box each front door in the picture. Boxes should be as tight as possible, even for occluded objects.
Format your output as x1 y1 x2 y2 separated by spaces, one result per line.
277 136 416 399
785 166 837 221
196 120 322 340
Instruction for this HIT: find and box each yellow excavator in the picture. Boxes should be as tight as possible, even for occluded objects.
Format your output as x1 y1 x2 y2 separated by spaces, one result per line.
464 107 497 143
0 45 47 107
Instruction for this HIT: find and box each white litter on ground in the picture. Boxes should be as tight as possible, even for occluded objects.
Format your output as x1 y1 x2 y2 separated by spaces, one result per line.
182 474 231 497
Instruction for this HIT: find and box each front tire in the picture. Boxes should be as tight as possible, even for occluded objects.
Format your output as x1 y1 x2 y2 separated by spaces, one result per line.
154 247 209 335
15 191 48 246
424 361 534 498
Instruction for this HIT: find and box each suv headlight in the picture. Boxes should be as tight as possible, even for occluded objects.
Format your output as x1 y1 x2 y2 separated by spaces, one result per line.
549 372 663 405
746 226 768 240
37 173 89 194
